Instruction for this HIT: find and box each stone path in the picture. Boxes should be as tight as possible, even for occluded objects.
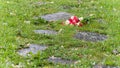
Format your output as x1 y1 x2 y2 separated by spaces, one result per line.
18 10 109 66
40 12 72 21
34 30 57 35
48 56 76 64
18 44 47 56
74 32 107 42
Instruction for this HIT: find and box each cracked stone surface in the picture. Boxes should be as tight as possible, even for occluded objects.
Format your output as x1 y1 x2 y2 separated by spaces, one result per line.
74 32 107 42
40 12 72 21
48 56 76 64
34 30 57 35
93 65 119 68
18 44 47 56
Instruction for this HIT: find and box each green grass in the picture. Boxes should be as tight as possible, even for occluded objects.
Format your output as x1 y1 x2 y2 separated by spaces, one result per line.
0 0 120 68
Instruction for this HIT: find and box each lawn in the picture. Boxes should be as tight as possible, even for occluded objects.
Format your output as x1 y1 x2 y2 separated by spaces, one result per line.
0 0 120 68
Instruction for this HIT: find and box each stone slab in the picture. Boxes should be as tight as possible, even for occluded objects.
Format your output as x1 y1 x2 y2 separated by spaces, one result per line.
48 56 76 64
40 12 72 21
18 44 47 56
74 32 107 42
34 30 57 35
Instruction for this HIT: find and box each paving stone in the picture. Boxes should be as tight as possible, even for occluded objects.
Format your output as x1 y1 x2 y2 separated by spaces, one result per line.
48 56 76 64
74 32 107 42
40 12 72 21
18 44 47 56
93 65 119 68
34 30 57 35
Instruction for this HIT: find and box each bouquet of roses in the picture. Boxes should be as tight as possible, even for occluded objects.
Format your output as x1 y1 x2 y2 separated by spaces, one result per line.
62 16 92 27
